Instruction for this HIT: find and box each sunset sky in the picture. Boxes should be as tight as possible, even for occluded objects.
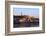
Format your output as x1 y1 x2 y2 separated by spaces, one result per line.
13 8 39 18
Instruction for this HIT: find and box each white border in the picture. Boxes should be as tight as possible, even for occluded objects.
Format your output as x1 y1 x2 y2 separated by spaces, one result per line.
10 5 42 32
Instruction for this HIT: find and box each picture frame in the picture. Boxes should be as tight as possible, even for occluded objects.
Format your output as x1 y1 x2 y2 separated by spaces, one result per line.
5 1 45 36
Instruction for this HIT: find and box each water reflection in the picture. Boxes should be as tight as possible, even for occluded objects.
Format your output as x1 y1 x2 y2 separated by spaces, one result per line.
13 16 39 28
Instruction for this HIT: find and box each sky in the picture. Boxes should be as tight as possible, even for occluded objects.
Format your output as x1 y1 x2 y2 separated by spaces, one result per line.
13 8 39 18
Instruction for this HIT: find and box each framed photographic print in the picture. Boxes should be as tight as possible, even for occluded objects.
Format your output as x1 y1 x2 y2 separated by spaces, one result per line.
5 1 45 36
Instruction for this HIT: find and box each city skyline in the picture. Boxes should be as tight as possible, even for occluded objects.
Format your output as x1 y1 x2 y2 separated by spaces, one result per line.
13 8 39 18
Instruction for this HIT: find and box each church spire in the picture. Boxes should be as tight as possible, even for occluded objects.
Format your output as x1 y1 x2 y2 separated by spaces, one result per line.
21 9 22 16
21 11 22 16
